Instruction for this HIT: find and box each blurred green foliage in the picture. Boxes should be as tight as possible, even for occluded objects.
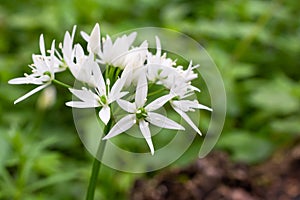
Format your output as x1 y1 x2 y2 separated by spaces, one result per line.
0 0 300 199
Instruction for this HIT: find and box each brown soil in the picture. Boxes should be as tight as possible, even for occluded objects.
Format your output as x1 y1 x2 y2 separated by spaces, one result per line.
130 145 300 200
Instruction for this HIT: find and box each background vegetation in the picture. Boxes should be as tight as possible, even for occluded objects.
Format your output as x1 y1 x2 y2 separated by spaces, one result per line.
0 0 299 199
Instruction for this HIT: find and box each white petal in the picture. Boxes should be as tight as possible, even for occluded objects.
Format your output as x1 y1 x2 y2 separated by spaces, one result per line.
101 35 113 61
90 59 105 94
99 106 110 125
127 32 137 46
9 77 34 85
80 31 90 42
88 23 101 54
172 105 202 135
75 55 96 86
145 93 174 111
173 100 212 112
74 44 85 60
69 88 99 103
39 34 46 57
103 114 135 140
155 36 161 56
14 84 49 104
62 30 74 63
49 40 56 69
117 99 136 113
109 91 129 103
109 73 128 99
197 104 213 111
139 120 154 155
71 25 77 41
147 112 185 130
65 101 99 108
135 72 147 108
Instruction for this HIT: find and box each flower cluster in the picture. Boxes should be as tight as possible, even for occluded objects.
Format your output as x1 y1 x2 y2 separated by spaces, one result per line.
9 23 212 155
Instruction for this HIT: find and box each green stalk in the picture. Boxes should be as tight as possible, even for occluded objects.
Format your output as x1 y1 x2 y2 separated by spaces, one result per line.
52 79 71 88
85 119 112 200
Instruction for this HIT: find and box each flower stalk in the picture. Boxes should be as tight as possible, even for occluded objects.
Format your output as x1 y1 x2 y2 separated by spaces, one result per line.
52 79 71 89
86 118 112 200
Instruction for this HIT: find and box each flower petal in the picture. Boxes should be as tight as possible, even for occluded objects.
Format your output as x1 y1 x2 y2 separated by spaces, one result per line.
172 105 202 135
8 77 37 85
117 99 136 113
65 101 97 108
62 26 76 64
99 105 110 125
14 84 49 104
196 103 213 111
155 36 161 56
139 120 154 155
39 34 46 57
88 23 101 54
69 88 99 104
103 114 135 140
109 72 128 100
127 32 137 47
173 100 212 112
75 55 96 86
90 59 105 94
147 112 185 130
135 72 147 108
145 93 174 111
80 31 89 42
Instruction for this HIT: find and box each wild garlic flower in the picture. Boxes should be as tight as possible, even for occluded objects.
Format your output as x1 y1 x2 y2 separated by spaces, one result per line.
60 25 77 69
122 41 149 86
147 36 176 67
170 96 212 135
66 63 128 125
9 35 61 104
9 22 212 155
103 72 184 155
81 23 137 69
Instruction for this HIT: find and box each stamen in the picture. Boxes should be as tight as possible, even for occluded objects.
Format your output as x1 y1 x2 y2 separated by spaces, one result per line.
136 107 148 119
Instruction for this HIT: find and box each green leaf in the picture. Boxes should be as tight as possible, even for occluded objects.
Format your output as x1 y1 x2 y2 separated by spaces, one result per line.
249 76 299 115
271 117 300 135
217 131 274 164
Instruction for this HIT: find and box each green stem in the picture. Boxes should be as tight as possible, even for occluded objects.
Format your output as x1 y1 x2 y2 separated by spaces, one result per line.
52 79 71 88
148 88 167 97
85 119 112 200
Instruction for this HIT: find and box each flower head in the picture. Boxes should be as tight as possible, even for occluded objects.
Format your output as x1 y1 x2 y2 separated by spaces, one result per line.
66 63 128 125
9 22 212 157
8 35 61 104
103 72 184 155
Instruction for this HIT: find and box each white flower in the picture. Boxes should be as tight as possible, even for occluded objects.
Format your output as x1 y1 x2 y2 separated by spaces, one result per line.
65 63 128 125
61 25 100 86
147 36 176 67
61 25 77 68
67 49 101 87
159 61 200 98
174 61 200 92
124 40 148 70
103 72 184 155
81 24 137 69
80 23 101 55
122 41 149 86
170 98 212 135
8 35 61 104
146 36 178 84
98 33 137 68
166 60 212 135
